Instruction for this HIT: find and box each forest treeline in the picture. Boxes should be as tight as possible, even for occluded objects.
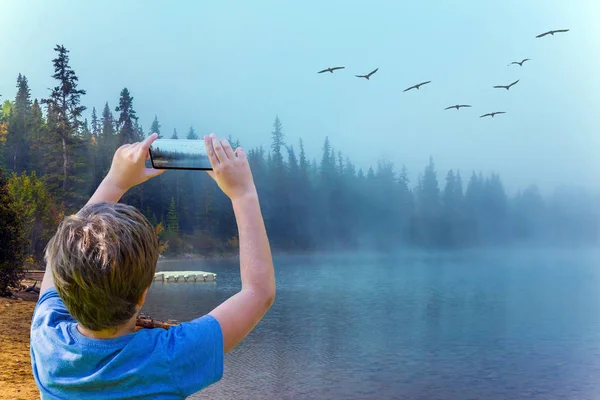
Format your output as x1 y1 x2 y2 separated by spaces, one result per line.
1 45 599 271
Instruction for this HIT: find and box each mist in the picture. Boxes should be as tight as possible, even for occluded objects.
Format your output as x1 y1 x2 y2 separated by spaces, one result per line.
1 0 600 260
2 0 600 197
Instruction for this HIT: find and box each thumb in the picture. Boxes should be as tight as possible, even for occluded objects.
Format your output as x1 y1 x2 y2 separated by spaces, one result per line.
206 170 216 180
145 167 165 179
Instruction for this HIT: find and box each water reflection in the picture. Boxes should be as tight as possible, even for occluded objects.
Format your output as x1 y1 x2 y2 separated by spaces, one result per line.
143 249 600 399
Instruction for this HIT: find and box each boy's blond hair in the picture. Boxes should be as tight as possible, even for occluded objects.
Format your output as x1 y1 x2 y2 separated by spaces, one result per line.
45 202 158 331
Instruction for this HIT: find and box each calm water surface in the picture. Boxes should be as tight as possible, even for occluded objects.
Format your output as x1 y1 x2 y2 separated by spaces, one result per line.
143 249 600 400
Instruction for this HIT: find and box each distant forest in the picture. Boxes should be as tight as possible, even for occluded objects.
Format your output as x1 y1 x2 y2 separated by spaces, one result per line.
1 45 599 267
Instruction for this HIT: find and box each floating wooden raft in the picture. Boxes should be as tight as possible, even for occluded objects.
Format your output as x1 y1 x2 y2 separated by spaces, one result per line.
153 271 217 282
136 314 179 331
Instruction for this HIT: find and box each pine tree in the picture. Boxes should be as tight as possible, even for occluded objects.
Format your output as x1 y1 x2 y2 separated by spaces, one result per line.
186 126 198 140
337 151 344 176
166 197 179 233
171 128 179 139
27 99 46 173
367 166 375 180
271 116 285 169
441 169 465 246
329 146 337 175
90 107 100 137
287 145 299 178
82 116 102 192
115 88 138 145
100 102 116 174
134 120 144 141
320 136 334 183
412 157 441 246
5 74 32 173
41 45 87 199
149 115 162 138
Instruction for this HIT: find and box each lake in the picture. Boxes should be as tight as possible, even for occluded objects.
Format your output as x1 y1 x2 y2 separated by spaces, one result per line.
143 249 600 400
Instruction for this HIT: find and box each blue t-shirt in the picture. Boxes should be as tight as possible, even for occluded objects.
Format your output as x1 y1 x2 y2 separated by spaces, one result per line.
30 288 224 399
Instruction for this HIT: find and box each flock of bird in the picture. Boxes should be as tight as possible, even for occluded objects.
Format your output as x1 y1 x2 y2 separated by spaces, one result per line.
317 28 569 119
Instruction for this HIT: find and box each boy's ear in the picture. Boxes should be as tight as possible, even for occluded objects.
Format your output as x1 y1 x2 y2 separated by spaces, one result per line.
137 288 149 307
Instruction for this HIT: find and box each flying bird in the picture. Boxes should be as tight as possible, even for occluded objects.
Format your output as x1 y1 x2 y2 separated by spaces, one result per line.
403 81 432 92
444 105 471 110
536 29 569 38
480 112 506 118
355 68 379 80
318 66 345 74
509 58 530 66
493 79 519 90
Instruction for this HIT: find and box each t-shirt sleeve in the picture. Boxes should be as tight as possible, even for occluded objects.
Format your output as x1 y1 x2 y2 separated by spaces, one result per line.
31 287 75 331
163 314 224 396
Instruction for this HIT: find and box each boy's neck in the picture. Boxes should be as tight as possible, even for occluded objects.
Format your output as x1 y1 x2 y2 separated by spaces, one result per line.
77 315 138 339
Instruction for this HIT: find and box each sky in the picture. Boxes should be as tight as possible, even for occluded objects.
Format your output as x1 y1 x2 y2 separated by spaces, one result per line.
1 0 599 196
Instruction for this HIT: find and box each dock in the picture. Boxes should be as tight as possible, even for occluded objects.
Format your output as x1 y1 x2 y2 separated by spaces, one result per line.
154 271 217 283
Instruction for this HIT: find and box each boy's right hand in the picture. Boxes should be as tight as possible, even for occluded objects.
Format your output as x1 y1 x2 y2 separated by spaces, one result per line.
204 133 257 201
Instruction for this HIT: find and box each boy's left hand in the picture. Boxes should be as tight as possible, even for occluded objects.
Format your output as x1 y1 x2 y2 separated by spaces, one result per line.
105 133 165 191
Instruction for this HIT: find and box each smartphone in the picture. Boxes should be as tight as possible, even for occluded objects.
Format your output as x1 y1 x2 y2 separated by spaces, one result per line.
149 139 213 170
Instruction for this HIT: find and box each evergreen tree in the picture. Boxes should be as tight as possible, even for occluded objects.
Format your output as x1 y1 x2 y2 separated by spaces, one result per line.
27 99 46 173
41 45 87 201
271 116 285 169
100 102 116 174
298 138 308 179
320 136 335 183
482 173 508 243
134 120 144 141
166 197 179 233
186 126 198 140
115 88 138 145
149 115 162 138
171 128 179 139
90 107 100 137
412 157 441 246
5 74 32 173
441 170 465 246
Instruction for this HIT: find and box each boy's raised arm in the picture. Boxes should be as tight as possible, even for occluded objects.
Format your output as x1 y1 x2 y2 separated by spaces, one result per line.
204 134 276 353
87 133 164 205
40 134 164 295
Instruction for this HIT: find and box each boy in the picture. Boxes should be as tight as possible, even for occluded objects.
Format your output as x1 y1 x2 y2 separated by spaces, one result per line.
30 133 276 399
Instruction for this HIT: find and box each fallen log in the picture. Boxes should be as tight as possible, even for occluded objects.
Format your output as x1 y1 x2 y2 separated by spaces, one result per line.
135 314 179 331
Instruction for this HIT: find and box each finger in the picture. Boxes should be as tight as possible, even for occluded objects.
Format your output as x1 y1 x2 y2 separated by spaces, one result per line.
220 138 235 159
130 143 141 153
139 133 159 156
128 144 143 160
117 143 132 153
144 167 165 179
210 133 228 163
204 135 220 166
205 170 216 180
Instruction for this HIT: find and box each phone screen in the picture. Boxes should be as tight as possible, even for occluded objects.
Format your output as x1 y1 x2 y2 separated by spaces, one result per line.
149 139 213 170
